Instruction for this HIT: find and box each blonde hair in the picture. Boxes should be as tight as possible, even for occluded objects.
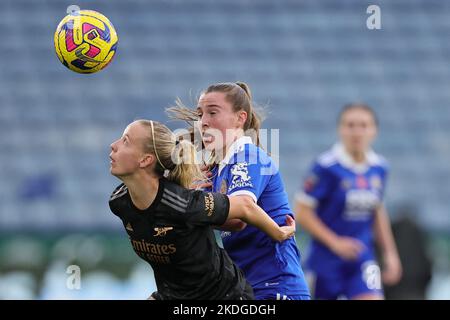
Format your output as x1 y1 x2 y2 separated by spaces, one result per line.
137 119 203 188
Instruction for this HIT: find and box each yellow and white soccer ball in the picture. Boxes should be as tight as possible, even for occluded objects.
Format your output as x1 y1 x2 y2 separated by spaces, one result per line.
54 10 118 74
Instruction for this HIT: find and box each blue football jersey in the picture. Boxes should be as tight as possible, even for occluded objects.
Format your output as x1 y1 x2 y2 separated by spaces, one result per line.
296 143 388 273
212 136 310 297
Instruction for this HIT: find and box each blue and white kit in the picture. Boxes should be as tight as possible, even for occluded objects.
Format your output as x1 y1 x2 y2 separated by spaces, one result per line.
296 143 388 299
212 136 310 300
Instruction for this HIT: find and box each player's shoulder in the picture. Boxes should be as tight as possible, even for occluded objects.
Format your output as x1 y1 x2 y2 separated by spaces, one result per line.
159 179 196 214
160 179 224 221
316 146 338 168
367 150 389 171
163 178 194 198
109 183 129 216
230 143 279 180
233 142 272 165
109 183 128 201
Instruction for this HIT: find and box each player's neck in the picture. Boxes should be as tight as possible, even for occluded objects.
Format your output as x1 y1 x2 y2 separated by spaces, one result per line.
349 150 366 164
220 133 243 161
125 174 160 211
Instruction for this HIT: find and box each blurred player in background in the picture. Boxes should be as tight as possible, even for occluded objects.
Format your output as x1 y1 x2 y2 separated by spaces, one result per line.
168 82 310 300
108 119 296 300
295 103 402 300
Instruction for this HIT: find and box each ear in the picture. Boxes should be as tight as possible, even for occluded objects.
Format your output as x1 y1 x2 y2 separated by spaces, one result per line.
139 153 155 169
236 110 248 127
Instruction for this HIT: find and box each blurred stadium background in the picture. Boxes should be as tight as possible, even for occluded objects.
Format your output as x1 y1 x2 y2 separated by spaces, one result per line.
0 0 449 299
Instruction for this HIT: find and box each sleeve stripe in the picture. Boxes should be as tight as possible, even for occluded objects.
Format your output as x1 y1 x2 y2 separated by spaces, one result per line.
228 190 257 203
162 191 188 208
161 198 187 213
110 186 128 201
163 189 189 204
295 192 318 208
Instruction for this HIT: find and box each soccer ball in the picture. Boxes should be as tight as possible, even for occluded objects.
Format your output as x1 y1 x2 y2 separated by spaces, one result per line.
54 10 118 74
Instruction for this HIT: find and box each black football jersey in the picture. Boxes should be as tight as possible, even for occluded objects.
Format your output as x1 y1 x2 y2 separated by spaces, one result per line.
109 177 251 300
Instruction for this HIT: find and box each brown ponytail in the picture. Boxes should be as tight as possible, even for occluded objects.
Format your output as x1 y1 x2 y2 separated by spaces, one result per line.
235 81 252 100
233 82 261 145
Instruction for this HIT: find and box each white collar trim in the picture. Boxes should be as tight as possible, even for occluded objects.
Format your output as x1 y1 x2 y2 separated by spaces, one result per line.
218 136 253 175
333 143 379 174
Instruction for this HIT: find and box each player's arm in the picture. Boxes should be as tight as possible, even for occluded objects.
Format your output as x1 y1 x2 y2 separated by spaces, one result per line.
295 200 365 261
215 215 247 231
373 204 402 285
184 191 291 242
188 165 246 230
215 191 248 232
295 162 366 260
295 201 338 249
228 195 295 242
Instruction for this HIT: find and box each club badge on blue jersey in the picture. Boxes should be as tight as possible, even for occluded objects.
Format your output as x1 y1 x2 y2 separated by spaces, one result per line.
228 162 253 192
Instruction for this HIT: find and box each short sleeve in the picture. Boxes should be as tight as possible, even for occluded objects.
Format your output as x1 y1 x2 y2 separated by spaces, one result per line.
183 191 230 227
108 184 128 217
295 162 335 208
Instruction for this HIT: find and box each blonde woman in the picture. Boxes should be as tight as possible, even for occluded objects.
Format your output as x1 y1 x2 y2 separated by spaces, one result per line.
108 119 296 300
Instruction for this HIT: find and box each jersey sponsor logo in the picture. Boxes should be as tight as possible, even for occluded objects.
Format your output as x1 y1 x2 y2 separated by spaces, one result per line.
131 238 177 264
131 239 177 254
228 162 253 191
344 189 379 220
125 222 134 232
153 226 174 237
204 193 215 216
161 189 188 213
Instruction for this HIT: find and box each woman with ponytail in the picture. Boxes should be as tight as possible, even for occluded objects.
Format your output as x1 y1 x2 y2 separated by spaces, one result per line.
167 82 310 300
108 119 296 300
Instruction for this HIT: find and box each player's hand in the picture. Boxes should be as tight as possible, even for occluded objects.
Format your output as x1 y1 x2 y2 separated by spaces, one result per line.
278 215 296 241
330 236 366 261
189 165 213 190
382 251 403 286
